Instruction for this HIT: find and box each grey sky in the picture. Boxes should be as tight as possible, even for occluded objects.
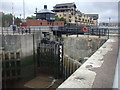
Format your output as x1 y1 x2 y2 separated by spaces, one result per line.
1 0 119 23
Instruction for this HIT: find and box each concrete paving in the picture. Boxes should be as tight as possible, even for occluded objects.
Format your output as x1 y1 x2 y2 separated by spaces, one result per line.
113 45 120 89
92 38 118 88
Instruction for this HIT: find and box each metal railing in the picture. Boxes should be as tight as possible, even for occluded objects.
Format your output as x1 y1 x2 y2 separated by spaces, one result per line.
1 26 119 39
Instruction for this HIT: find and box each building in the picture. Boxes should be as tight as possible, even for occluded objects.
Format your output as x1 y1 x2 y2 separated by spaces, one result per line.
26 5 64 27
99 22 118 27
85 14 98 26
26 20 64 27
53 2 98 26
35 5 55 21
52 3 77 24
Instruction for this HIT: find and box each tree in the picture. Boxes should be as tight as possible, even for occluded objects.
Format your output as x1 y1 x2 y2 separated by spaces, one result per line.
55 16 66 24
2 13 22 27
2 13 13 27
26 15 36 20
14 17 21 25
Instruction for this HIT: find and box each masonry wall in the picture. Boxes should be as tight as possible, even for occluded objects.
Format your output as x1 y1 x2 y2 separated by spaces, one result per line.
63 35 107 61
1 34 40 58
1 34 41 86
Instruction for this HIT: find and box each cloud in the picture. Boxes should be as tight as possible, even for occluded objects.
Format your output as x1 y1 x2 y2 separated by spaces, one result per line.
76 2 118 22
1 0 119 23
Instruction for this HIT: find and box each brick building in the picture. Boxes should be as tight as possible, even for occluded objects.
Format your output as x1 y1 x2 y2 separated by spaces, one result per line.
26 20 64 27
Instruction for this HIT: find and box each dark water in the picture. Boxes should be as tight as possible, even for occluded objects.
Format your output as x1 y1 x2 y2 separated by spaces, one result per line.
3 55 64 89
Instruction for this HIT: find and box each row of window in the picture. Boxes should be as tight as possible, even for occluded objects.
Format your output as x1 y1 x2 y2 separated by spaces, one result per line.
39 22 63 26
59 14 94 23
68 18 94 24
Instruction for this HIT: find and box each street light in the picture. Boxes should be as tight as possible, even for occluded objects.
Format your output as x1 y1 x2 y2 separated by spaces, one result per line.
108 17 111 39
109 17 111 27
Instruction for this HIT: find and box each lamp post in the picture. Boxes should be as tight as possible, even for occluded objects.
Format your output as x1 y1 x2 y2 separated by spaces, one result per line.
108 17 111 39
109 17 111 27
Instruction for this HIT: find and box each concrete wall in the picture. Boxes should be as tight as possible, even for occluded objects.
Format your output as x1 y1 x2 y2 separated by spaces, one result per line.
1 33 40 58
0 35 2 90
2 35 21 52
63 35 107 61
0 35 1 46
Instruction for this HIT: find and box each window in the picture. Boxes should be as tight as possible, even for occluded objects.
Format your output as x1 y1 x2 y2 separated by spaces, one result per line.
69 19 71 22
64 14 66 16
40 22 42 25
82 19 84 22
52 23 54 26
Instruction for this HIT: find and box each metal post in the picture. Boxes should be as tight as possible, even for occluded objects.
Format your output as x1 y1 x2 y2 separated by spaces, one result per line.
68 59 70 77
88 29 90 37
108 28 109 39
99 28 100 38
108 17 111 39
77 28 78 37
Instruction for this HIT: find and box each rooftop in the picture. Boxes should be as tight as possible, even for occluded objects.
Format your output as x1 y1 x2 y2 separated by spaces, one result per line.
54 2 76 8
37 9 54 14
86 14 99 20
37 5 54 14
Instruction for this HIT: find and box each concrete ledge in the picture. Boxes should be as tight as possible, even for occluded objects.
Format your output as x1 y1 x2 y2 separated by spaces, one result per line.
57 38 118 88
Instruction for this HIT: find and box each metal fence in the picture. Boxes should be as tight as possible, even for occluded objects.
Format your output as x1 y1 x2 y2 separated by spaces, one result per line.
1 26 118 39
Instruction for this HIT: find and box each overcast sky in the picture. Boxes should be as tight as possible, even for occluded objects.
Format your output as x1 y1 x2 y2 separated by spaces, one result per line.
1 0 119 23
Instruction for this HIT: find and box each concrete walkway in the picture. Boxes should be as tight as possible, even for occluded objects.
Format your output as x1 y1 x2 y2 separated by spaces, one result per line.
113 46 120 89
92 38 118 88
